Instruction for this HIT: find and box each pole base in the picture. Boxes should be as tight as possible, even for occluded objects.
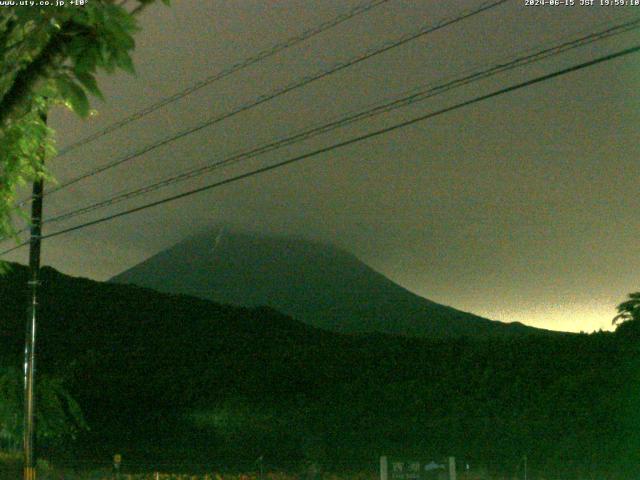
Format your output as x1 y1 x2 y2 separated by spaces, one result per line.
24 466 36 480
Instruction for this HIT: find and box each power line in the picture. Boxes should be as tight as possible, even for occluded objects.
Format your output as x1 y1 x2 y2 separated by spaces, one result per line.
42 0 509 199
2 43 637 257
55 0 393 157
28 16 640 229
5 14 640 240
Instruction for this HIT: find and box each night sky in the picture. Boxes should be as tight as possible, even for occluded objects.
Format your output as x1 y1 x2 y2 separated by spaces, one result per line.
4 0 639 333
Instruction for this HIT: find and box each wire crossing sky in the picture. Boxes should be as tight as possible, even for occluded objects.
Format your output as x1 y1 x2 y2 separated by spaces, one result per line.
28 15 639 230
4 0 639 333
55 0 392 158
2 40 639 256
42 0 508 199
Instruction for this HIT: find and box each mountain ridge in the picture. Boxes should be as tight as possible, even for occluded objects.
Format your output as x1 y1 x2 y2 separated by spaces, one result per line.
111 228 559 338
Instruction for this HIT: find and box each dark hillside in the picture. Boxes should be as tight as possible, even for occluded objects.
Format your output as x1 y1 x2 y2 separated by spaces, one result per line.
0 264 637 478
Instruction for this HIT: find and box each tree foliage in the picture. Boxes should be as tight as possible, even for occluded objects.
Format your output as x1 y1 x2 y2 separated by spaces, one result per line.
0 0 170 241
0 366 87 449
613 292 640 325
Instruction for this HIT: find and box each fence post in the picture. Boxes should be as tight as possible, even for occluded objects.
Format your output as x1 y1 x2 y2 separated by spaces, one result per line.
448 457 456 480
380 456 388 480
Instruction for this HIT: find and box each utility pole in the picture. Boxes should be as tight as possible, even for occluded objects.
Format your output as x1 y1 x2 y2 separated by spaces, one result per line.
23 112 46 480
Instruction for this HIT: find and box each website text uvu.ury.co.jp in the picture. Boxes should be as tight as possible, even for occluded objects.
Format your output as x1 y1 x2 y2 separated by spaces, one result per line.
0 0 87 6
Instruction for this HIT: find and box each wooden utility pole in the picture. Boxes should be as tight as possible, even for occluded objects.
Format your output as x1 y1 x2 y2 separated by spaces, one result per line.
23 113 46 480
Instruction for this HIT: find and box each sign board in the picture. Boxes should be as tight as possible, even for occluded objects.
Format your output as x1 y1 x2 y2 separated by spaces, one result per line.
380 456 454 480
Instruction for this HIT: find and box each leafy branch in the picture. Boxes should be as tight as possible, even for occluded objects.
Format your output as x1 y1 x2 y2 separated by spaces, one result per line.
0 0 170 242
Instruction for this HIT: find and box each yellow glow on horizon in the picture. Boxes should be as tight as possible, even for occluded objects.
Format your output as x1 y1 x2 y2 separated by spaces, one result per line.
474 305 618 334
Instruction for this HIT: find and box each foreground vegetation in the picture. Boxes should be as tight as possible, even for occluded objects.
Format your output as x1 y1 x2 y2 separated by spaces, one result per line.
0 264 638 479
0 1 172 243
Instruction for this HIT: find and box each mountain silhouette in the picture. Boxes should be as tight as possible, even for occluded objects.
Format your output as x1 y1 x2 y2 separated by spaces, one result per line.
111 229 552 338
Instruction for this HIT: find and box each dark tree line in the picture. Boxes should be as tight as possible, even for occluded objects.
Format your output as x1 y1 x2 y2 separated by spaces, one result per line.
0 264 637 478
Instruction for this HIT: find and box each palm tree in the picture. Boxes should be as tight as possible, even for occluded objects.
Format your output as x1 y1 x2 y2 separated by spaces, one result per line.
613 292 640 325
